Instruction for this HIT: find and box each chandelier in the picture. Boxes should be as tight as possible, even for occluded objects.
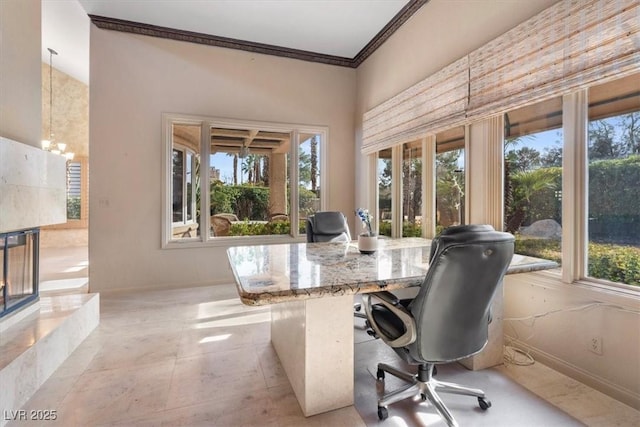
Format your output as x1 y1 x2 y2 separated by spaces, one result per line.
42 48 74 160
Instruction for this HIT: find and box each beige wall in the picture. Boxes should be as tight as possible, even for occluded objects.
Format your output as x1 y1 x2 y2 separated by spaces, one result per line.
89 28 356 291
354 0 638 408
0 0 41 146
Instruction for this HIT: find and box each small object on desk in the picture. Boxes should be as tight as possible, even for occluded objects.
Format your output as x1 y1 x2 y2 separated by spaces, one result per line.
358 233 378 254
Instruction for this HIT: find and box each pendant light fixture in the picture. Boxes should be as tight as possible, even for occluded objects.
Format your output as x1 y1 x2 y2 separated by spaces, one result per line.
42 47 74 161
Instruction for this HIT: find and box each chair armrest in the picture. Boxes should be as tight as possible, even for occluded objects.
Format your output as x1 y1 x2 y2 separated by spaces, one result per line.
362 292 416 348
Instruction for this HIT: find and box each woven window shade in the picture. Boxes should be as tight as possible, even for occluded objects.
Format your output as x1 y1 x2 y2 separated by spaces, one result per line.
467 0 640 121
362 0 640 155
361 57 468 155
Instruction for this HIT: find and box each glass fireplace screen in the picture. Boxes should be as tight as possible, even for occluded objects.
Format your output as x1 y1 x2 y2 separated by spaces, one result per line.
1 228 39 318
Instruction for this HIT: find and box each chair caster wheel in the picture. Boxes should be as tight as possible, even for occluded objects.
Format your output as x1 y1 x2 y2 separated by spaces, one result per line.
421 393 427 401
478 397 491 410
376 368 385 380
433 366 438 376
378 406 388 420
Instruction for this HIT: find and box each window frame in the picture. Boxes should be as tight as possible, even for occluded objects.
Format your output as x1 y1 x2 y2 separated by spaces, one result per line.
171 143 199 231
365 82 638 293
162 113 328 248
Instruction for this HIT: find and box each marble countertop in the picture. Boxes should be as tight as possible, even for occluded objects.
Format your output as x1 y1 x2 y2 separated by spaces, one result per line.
227 237 558 306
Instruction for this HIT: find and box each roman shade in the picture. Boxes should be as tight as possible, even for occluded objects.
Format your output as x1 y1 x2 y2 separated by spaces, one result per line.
361 0 640 155
466 0 640 121
361 57 468 155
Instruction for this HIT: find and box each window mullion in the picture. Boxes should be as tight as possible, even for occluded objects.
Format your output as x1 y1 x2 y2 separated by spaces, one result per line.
290 130 300 237
201 122 210 242
391 145 403 238
422 135 436 238
562 89 589 283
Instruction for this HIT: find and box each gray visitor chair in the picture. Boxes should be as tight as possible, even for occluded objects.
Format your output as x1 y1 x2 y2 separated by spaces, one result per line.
305 211 351 243
306 211 367 319
363 224 514 426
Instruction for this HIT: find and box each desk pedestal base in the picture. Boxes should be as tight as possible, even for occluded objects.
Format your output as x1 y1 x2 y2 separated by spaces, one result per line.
271 295 354 416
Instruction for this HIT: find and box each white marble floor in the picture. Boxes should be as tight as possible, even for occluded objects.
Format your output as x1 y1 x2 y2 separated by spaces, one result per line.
5 283 636 426
7 246 637 426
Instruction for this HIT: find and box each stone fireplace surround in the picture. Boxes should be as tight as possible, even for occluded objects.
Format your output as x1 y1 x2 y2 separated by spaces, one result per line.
0 137 98 424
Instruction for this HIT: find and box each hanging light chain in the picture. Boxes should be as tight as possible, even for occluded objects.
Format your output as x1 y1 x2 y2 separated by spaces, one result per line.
48 48 57 141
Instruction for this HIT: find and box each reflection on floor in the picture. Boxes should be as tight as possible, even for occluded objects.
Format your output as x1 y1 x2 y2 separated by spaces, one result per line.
39 246 89 296
10 247 638 426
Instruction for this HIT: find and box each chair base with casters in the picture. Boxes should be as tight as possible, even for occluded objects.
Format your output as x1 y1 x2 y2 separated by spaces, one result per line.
375 363 490 426
354 302 367 319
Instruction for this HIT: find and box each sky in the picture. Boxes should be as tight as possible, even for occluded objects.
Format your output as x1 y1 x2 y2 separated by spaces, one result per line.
210 136 315 185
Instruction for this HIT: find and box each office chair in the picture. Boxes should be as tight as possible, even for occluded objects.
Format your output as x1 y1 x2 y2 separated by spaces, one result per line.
305 211 351 243
305 211 368 319
362 224 514 426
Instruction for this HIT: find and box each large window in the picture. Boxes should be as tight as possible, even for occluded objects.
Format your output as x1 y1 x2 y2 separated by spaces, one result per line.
587 74 640 287
402 142 422 237
504 97 563 264
171 123 201 239
164 115 326 245
435 127 465 232
298 133 322 233
209 126 290 238
378 148 392 237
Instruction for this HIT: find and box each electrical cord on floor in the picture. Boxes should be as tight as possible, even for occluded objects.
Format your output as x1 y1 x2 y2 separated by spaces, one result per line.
502 301 640 366
503 343 536 366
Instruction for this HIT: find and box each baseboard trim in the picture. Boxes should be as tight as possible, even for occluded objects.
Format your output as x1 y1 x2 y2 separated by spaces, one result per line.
507 336 640 410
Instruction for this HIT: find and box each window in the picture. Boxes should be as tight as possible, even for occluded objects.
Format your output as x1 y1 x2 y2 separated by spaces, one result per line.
164 115 326 245
209 126 290 237
171 123 201 239
435 126 465 231
504 97 563 264
298 133 322 233
401 142 422 237
378 148 392 237
66 161 82 220
43 156 88 230
587 73 640 287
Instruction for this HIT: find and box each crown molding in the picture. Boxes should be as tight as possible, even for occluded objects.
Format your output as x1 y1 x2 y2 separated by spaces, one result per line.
88 0 428 68
353 0 429 67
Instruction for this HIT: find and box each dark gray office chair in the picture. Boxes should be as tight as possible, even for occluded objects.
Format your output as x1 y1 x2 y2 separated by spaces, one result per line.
305 211 367 319
363 224 514 426
305 211 351 243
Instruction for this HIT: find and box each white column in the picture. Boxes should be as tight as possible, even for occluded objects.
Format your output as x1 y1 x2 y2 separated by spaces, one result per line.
562 89 588 283
391 145 403 238
460 114 505 371
422 135 437 239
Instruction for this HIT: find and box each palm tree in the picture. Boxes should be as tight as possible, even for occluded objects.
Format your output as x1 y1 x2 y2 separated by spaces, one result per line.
310 136 318 192
233 154 238 185
507 168 556 232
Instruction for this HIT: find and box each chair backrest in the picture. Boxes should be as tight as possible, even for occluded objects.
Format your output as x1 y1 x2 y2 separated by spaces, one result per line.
306 211 351 243
407 224 514 363
214 213 239 222
211 215 231 236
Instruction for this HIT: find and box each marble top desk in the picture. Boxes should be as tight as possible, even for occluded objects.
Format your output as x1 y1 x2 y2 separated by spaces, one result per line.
227 238 558 416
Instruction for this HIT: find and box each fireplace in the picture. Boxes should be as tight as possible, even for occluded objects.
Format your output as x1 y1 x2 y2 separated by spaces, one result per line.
0 228 39 319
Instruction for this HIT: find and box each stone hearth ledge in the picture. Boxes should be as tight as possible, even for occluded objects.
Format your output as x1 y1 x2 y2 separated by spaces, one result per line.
0 293 99 426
